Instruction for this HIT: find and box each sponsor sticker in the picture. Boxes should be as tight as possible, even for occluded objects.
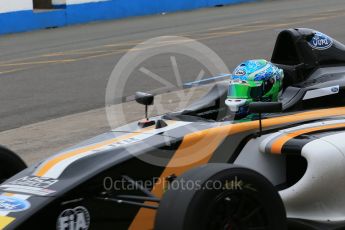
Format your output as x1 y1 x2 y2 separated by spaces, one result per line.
303 85 340 100
0 176 57 196
91 137 142 153
7 176 58 188
0 216 15 229
57 206 90 230
331 86 339 93
0 195 30 212
234 68 246 76
308 32 333 50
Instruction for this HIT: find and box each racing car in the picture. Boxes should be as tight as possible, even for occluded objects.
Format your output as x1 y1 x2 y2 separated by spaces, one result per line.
1 28 345 230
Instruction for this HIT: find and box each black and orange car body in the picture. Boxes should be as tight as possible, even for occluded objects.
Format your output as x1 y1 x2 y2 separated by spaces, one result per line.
2 28 345 230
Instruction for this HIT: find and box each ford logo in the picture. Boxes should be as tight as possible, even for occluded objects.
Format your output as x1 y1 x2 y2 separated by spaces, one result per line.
0 195 30 212
331 87 339 93
308 32 333 50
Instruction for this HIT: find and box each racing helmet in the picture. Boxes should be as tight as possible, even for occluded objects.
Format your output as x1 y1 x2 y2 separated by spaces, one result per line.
225 59 284 118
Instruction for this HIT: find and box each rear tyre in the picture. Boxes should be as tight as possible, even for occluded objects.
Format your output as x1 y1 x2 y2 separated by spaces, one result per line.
155 163 286 230
0 146 27 182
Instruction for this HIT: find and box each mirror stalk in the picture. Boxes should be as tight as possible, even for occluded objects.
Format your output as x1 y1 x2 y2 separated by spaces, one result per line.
249 102 283 137
258 112 263 137
145 104 148 120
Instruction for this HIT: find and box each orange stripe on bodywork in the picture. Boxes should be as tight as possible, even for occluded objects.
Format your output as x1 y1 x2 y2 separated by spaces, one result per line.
35 126 157 177
129 125 231 230
129 106 345 230
2 193 14 197
270 123 345 154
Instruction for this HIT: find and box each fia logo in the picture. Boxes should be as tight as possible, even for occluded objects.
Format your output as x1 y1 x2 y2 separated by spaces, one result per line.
308 32 333 50
57 206 90 230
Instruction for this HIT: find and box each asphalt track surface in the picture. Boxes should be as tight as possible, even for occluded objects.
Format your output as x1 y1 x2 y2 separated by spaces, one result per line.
1 0 345 132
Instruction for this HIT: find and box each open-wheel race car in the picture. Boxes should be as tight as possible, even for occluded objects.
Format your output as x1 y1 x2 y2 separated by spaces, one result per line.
2 28 345 230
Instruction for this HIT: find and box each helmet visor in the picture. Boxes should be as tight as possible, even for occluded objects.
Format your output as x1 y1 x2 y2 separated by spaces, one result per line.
228 83 263 99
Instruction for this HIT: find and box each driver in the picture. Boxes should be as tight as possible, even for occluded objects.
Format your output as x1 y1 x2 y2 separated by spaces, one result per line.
225 59 284 120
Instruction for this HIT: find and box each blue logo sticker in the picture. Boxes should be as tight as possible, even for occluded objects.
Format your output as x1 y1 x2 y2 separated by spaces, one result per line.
308 32 333 50
0 195 30 212
331 87 339 93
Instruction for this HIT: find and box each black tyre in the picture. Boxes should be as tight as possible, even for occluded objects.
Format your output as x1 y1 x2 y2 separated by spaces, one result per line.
0 146 27 182
155 163 286 230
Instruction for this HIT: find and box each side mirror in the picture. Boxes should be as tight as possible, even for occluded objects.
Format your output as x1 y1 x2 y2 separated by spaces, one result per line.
135 92 154 106
249 102 283 114
135 92 155 128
